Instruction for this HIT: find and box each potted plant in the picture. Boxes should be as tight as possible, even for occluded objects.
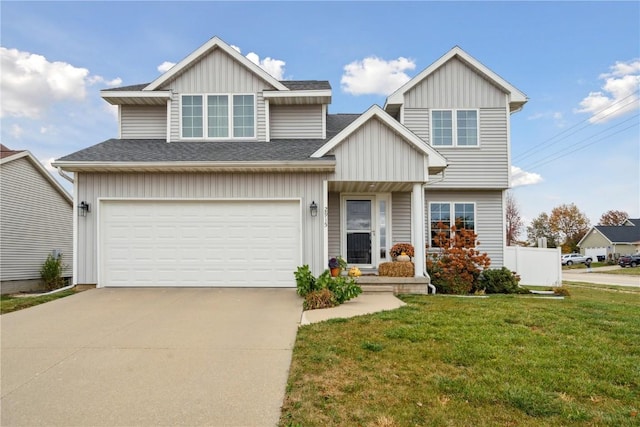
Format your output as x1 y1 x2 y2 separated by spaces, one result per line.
328 256 347 277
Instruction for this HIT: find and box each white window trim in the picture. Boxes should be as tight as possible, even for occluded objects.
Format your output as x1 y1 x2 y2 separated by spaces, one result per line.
427 201 477 248
430 109 480 147
180 93 257 140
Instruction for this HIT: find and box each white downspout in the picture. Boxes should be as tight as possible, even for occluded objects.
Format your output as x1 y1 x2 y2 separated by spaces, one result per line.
57 167 74 183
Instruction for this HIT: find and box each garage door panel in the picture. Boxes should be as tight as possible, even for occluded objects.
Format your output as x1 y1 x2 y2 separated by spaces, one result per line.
101 200 301 287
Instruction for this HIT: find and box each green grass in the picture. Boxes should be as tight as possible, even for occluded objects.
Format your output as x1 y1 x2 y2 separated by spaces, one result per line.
280 285 640 426
0 290 76 314
563 262 609 270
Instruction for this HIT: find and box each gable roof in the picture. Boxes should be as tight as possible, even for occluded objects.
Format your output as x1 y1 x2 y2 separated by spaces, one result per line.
384 46 528 114
144 36 289 92
311 105 447 173
0 146 72 204
578 220 640 246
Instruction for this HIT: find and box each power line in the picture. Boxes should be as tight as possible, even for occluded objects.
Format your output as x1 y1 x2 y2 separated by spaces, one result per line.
513 90 639 163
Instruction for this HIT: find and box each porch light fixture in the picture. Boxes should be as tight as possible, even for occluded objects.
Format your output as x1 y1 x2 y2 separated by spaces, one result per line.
78 201 90 217
309 201 318 217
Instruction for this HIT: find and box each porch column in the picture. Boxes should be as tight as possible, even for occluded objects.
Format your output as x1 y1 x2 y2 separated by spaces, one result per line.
412 183 425 277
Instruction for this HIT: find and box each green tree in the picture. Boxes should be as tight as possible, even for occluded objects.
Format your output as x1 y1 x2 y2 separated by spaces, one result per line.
598 210 629 226
549 203 590 253
527 212 559 248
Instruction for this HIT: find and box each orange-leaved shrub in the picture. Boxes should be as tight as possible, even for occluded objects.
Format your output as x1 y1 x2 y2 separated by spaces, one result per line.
426 223 491 294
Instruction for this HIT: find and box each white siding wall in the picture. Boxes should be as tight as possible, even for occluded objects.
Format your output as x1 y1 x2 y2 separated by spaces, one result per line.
76 172 328 284
270 105 323 139
327 192 340 257
121 105 167 139
330 118 426 182
424 189 505 267
405 57 506 109
164 48 273 142
0 157 73 282
392 192 411 244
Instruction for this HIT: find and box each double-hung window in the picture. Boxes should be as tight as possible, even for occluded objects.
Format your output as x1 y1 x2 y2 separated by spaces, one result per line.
429 202 476 247
181 94 255 139
431 109 478 147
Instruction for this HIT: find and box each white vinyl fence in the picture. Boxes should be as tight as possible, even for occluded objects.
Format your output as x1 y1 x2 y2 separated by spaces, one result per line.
504 246 562 287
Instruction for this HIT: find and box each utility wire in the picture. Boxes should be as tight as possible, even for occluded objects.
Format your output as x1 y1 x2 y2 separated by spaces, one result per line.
513 90 639 163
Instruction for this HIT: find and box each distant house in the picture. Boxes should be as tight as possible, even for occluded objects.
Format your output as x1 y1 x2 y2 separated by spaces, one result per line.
54 36 528 289
578 218 640 259
0 145 73 293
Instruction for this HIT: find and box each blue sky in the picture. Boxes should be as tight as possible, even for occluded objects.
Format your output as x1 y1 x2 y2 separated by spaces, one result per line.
1 1 639 233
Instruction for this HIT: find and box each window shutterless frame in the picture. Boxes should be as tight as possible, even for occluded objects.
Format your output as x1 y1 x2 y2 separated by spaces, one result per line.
180 93 256 140
430 109 479 147
428 201 476 247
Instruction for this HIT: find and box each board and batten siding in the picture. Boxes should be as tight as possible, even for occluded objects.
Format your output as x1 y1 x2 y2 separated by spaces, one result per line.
404 108 508 189
120 105 167 139
327 192 341 257
164 47 273 142
329 118 426 182
270 105 323 139
0 157 72 282
404 57 507 109
76 172 328 284
424 189 505 267
391 192 411 244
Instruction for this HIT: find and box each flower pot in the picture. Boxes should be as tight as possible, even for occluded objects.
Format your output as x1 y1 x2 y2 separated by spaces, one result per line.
330 267 341 277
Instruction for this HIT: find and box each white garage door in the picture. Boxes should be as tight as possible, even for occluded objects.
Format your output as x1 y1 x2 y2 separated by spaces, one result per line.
100 200 301 287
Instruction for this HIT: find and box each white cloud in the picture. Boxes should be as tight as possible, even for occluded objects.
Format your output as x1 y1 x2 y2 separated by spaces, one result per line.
230 45 241 53
527 111 566 127
245 52 286 80
341 56 415 96
157 61 175 73
41 157 57 174
576 59 640 123
0 47 120 119
9 124 23 139
511 166 543 187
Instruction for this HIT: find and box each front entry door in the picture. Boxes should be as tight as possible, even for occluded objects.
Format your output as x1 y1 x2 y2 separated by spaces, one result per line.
345 199 373 265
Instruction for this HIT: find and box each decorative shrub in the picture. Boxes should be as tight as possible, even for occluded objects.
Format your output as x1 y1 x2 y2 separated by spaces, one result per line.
427 223 491 294
304 288 336 310
40 253 66 291
553 286 571 296
389 243 415 260
328 256 347 269
294 265 316 297
328 275 362 304
378 261 414 277
476 267 521 294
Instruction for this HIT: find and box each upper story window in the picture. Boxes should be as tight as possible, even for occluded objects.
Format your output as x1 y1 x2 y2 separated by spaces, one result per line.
431 109 478 147
181 94 255 139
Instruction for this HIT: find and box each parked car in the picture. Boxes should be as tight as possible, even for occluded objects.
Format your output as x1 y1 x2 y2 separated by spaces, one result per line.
561 253 592 265
618 254 640 268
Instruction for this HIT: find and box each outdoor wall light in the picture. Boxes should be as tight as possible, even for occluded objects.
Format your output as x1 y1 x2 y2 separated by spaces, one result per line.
78 201 90 217
309 201 318 217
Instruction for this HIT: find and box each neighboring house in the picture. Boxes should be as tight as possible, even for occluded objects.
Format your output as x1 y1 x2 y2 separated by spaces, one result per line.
53 36 527 288
578 218 640 259
0 145 73 293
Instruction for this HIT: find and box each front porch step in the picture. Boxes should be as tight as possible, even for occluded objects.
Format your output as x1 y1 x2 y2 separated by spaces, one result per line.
356 276 431 295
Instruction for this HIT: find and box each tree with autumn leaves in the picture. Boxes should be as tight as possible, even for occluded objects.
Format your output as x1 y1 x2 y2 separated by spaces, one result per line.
527 203 591 252
427 223 491 294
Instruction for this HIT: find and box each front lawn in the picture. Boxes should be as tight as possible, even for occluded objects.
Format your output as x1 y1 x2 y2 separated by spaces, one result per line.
0 290 76 314
281 285 639 426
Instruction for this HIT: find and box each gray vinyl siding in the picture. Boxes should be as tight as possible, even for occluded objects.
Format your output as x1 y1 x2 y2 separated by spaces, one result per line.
327 192 340 257
120 105 166 139
391 192 411 244
76 172 329 284
164 47 272 142
405 108 508 189
270 105 323 139
330 118 426 182
404 57 506 109
424 189 505 267
0 157 72 282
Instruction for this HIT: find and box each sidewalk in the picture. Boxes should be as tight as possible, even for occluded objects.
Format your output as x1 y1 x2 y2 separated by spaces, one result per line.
300 293 406 325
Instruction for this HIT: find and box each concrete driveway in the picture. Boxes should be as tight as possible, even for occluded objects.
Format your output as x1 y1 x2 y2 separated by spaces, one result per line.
1 288 302 426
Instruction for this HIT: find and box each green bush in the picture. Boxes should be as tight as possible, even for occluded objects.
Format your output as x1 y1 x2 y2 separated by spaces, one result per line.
328 275 363 304
40 254 66 291
294 265 316 297
477 267 521 294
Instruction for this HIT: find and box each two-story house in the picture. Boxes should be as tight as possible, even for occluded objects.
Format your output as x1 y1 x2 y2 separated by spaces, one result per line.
53 36 527 289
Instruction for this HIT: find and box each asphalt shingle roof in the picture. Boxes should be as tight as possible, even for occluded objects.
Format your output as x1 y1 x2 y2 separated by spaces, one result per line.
595 221 640 243
57 114 361 163
104 81 331 92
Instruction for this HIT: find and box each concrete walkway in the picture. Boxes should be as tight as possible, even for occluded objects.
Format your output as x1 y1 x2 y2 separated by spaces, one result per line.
300 293 406 325
1 288 302 427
